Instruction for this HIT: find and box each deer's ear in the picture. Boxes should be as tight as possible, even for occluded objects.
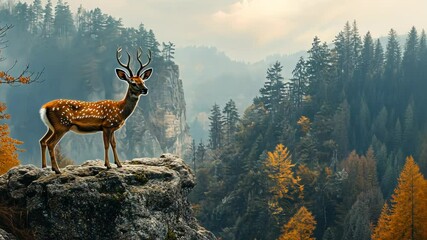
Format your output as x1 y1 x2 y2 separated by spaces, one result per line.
116 69 129 81
140 68 153 80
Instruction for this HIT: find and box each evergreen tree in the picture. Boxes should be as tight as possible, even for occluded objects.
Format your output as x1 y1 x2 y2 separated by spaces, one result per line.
358 31 375 81
371 203 392 240
53 0 75 38
222 99 239 144
384 29 402 110
208 103 223 150
146 29 161 58
29 0 43 34
402 27 419 83
191 139 196 172
403 101 415 154
306 36 333 107
41 0 53 38
162 41 175 62
264 144 303 216
372 156 427 240
290 57 308 110
259 61 285 119
196 140 206 162
373 39 385 80
279 206 316 240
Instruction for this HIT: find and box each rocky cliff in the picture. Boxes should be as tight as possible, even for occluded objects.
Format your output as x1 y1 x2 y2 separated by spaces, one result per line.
0 154 215 240
56 63 192 162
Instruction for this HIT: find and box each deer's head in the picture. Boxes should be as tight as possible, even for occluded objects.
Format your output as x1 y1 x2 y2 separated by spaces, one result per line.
115 47 153 96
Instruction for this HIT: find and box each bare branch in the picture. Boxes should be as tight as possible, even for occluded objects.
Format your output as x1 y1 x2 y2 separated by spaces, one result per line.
0 25 44 85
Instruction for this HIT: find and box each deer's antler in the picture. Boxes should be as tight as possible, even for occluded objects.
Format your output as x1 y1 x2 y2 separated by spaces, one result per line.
137 47 152 76
116 47 134 76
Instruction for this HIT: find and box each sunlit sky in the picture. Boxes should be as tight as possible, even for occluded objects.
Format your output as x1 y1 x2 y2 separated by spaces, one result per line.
23 0 427 62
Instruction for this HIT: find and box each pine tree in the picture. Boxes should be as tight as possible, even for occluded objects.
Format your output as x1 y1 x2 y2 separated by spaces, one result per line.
146 29 161 58
306 36 333 107
371 203 392 240
373 38 385 75
208 103 223 150
279 206 316 240
403 101 415 154
29 0 43 35
191 139 196 171
53 0 75 38
196 140 206 162
264 144 303 215
259 61 285 119
358 31 375 81
222 99 239 144
402 27 419 83
290 57 308 110
162 41 175 62
372 156 427 239
384 29 402 109
42 0 54 38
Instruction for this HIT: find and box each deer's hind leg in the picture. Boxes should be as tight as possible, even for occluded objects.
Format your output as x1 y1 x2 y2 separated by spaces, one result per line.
46 129 67 174
40 128 53 168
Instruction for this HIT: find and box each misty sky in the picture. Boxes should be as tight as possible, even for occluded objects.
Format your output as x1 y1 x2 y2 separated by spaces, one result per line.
23 0 427 62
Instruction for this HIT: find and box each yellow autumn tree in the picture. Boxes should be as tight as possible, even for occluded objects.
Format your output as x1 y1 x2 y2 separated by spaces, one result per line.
264 144 303 215
371 203 392 240
297 116 311 134
279 206 316 240
0 102 21 175
372 156 427 240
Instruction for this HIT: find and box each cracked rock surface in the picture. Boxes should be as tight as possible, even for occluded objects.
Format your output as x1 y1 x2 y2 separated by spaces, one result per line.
0 154 215 240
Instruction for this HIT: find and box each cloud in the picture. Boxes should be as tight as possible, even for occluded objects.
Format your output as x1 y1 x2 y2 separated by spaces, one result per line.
22 0 427 62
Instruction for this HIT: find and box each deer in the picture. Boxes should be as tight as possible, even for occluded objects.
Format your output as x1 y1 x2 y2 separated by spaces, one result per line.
39 47 153 174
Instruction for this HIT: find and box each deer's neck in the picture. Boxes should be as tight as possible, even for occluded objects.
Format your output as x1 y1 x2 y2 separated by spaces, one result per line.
119 87 140 119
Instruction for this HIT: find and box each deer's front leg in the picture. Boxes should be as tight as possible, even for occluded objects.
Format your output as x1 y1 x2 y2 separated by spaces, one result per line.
110 133 122 168
102 129 112 169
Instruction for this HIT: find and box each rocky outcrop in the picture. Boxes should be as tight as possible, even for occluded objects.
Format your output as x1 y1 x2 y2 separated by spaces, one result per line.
62 63 192 162
0 154 215 240
0 229 15 240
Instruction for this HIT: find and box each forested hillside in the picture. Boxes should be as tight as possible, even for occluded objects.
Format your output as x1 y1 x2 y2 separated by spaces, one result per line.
0 0 191 163
191 21 427 239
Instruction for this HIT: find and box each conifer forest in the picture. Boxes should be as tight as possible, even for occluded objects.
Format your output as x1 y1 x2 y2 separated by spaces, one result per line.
1 1 427 240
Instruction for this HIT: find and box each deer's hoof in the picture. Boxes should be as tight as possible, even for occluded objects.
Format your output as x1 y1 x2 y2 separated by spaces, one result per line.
105 165 112 170
52 168 62 174
116 163 123 168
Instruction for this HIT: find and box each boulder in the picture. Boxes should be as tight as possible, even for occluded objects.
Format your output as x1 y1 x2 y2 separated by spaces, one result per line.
0 154 215 240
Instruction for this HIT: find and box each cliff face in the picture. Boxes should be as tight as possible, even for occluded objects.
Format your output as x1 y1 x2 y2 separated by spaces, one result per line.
0 154 215 240
61 63 191 162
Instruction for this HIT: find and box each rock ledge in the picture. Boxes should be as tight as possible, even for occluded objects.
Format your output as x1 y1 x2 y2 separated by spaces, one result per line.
0 154 215 240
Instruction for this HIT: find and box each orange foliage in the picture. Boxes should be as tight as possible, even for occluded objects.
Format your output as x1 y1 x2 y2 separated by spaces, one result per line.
279 206 316 240
341 149 378 206
264 144 303 215
0 71 32 85
0 102 21 175
297 115 311 134
372 156 427 240
371 203 392 240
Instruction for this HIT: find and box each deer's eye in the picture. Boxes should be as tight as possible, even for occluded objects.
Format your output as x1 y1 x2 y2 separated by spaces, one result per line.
131 82 137 86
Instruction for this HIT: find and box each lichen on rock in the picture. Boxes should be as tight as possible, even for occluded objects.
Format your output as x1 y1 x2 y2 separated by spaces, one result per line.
0 154 215 240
